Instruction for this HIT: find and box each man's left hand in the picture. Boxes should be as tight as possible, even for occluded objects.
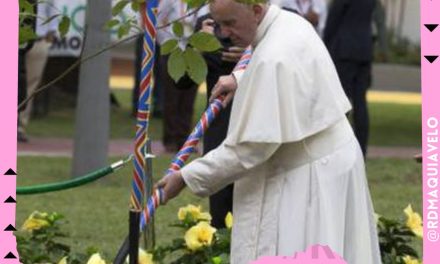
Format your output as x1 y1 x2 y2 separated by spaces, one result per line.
156 171 186 204
210 74 238 107
222 47 245 62
305 9 319 27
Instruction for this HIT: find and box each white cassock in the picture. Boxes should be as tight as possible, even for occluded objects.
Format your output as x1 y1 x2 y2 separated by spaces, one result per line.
181 5 381 264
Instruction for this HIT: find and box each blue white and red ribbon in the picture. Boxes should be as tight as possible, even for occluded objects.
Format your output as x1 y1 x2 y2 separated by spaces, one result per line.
233 46 252 71
140 97 224 227
131 0 158 211
139 42 254 229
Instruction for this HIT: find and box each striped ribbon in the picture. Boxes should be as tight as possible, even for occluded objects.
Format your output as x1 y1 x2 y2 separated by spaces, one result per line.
140 188 164 228
233 46 252 71
140 97 224 227
139 45 255 229
131 0 159 211
166 98 224 174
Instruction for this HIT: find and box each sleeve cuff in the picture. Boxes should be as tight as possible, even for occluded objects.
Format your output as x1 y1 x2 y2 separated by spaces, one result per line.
232 70 245 84
181 165 211 197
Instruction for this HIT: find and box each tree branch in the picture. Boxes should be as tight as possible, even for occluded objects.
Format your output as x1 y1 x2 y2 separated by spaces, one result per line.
18 3 207 109
156 5 205 30
18 33 141 110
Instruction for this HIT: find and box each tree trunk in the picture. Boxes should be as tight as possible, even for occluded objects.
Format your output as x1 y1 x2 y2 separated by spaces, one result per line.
396 0 406 41
72 0 111 177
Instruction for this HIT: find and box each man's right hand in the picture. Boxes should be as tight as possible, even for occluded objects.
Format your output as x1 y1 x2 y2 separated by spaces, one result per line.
155 171 186 205
201 18 215 35
210 74 238 107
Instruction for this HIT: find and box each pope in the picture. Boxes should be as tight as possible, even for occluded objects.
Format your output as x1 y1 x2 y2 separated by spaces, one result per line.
157 0 381 263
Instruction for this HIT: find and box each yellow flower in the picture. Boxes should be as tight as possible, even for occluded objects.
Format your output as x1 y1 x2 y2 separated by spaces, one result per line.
139 248 154 264
22 218 50 231
126 248 154 264
373 213 381 224
402 255 421 264
21 211 50 231
178 204 200 220
404 204 423 238
87 253 106 264
225 212 233 229
21 214 50 232
184 221 217 251
58 256 68 264
178 204 212 222
199 212 213 221
39 212 48 218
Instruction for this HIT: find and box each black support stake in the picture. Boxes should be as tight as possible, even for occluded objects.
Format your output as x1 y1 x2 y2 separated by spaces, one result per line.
129 209 141 264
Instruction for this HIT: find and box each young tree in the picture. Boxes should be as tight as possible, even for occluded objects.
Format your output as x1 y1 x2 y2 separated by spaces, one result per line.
71 0 112 177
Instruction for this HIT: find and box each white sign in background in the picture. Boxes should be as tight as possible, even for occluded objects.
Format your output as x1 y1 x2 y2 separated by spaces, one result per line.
49 0 138 57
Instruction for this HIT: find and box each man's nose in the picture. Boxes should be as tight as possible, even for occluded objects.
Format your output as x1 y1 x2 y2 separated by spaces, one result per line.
220 26 232 38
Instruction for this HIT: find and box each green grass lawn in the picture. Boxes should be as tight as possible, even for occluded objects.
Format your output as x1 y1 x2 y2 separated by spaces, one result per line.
26 89 207 141
16 155 208 260
16 156 422 259
368 102 421 147
25 90 421 147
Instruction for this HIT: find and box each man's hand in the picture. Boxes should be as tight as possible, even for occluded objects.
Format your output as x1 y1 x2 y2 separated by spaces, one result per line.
201 18 215 35
222 47 245 62
156 171 186 204
45 31 56 43
304 9 319 27
210 75 238 107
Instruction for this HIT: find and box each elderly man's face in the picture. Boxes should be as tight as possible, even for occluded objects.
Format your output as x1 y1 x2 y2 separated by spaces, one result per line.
210 0 265 47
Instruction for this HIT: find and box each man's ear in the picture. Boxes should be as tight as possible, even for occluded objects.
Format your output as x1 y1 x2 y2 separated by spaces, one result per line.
252 4 264 21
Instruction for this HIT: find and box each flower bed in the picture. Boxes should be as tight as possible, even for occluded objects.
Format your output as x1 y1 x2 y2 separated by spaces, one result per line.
16 204 422 264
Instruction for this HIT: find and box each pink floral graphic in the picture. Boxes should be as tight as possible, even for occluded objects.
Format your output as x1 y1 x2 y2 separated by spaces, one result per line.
251 245 347 264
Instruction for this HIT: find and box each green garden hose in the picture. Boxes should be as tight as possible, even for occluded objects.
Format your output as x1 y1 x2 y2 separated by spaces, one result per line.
16 155 133 195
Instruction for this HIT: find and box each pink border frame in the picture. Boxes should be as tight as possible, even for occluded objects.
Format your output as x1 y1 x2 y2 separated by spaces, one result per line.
0 1 19 263
2 0 436 263
422 0 440 263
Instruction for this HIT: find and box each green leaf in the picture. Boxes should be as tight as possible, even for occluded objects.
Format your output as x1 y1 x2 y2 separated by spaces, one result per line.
183 47 207 84
131 1 140 12
235 0 266 4
217 254 230 264
112 0 129 16
19 0 34 14
172 22 184 38
41 14 61 26
117 22 131 38
58 16 70 37
105 19 120 29
185 0 206 10
189 32 222 52
19 25 37 45
161 39 178 55
396 244 418 257
211 256 222 264
19 0 36 29
168 48 186 82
